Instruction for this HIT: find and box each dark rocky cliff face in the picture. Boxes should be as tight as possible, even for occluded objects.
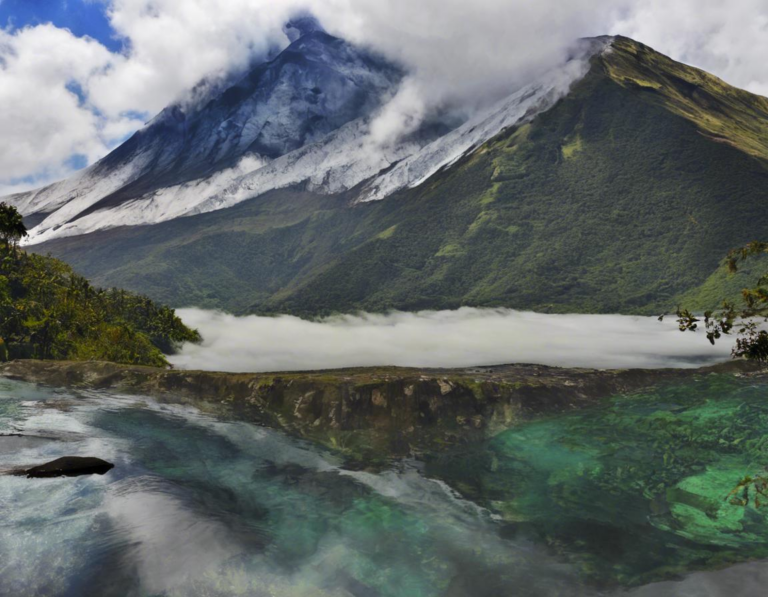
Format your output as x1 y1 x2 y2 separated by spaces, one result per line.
2 359 759 463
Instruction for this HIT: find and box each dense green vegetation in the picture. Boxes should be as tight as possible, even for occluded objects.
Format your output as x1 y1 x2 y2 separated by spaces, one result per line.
0 205 200 366
604 37 768 163
32 37 768 317
674 241 768 361
0 202 28 247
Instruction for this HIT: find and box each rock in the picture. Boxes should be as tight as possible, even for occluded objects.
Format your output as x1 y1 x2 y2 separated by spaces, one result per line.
5 358 762 461
18 457 114 479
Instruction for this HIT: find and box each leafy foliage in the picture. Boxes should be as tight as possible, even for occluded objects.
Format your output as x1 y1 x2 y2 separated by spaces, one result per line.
671 242 768 362
0 231 200 366
0 202 28 248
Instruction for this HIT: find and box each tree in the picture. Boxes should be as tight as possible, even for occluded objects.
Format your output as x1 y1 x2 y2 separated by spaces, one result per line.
666 241 768 362
0 246 201 365
0 202 28 248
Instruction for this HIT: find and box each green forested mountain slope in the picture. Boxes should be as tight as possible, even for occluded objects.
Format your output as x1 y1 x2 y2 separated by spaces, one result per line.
33 37 768 316
0 245 200 365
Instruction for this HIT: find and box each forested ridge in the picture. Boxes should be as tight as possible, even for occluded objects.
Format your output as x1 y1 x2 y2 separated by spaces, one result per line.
0 234 200 366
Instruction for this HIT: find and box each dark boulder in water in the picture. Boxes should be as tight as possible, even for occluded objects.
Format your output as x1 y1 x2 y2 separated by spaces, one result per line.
20 456 115 478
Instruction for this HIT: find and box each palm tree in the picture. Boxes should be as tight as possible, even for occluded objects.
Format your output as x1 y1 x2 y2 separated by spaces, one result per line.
0 202 28 249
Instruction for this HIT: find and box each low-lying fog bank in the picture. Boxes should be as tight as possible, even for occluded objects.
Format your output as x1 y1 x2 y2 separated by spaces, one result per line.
169 308 734 373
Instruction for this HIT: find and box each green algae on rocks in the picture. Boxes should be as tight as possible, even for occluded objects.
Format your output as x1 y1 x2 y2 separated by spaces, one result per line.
427 373 768 586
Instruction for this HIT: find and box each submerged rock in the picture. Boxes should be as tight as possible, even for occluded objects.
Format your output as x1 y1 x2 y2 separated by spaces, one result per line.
16 456 114 478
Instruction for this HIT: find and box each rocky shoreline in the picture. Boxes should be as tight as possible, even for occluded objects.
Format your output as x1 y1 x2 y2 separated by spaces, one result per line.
1 359 761 462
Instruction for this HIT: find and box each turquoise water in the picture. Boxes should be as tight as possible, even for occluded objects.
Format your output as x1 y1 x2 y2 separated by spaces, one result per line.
1 376 768 596
428 375 768 589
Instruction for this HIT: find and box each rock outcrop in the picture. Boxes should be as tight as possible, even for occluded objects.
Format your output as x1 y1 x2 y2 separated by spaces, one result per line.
2 359 760 462
10 456 114 478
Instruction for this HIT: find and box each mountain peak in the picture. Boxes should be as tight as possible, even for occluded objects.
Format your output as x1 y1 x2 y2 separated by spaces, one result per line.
599 35 768 162
283 13 326 43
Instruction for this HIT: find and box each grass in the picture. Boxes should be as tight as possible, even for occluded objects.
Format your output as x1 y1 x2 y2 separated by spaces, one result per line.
561 134 583 159
376 225 398 240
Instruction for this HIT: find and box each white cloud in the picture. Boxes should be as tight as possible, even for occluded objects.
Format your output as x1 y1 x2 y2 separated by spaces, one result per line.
87 0 299 117
0 1 305 186
310 0 622 141
366 78 428 148
2 0 768 188
169 308 732 373
0 24 113 181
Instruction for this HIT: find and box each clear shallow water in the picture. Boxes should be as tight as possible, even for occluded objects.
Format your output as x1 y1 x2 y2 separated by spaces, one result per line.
1 376 768 596
429 375 768 591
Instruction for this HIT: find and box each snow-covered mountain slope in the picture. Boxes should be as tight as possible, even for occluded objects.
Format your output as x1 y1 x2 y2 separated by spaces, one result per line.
4 15 400 239
4 23 610 245
21 35 768 319
36 120 422 241
361 41 608 202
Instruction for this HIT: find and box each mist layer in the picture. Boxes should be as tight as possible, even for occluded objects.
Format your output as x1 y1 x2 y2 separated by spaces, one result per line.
170 307 733 373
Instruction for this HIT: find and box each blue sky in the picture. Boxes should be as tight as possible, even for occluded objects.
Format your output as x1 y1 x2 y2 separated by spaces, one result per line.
0 0 123 51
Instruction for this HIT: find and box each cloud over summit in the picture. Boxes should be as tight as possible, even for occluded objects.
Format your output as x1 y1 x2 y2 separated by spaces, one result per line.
1 0 767 190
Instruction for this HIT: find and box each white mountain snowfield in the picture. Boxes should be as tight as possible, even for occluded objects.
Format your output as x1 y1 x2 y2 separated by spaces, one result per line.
4 30 612 246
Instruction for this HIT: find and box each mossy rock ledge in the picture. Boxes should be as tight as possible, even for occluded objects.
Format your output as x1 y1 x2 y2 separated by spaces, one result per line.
0 359 762 462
